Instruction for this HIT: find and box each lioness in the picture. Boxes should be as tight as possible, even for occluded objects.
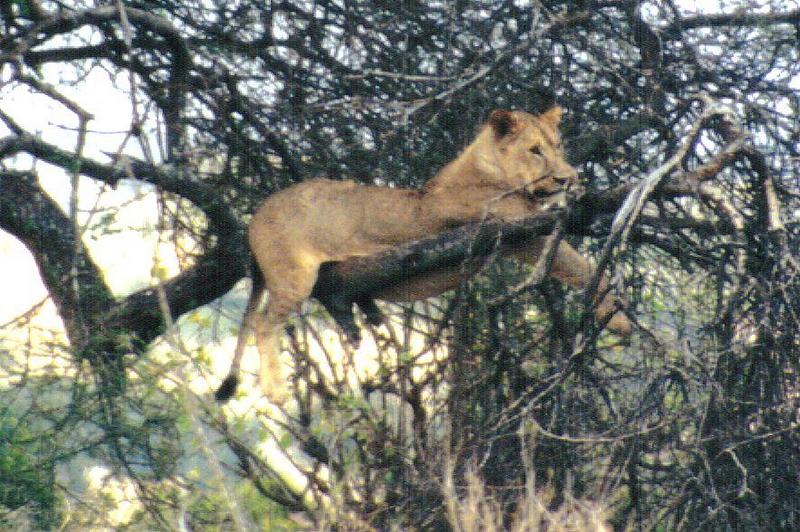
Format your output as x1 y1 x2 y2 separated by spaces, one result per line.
217 106 632 404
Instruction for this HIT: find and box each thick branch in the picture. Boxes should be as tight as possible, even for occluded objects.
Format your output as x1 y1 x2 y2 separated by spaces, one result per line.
0 170 111 346
311 182 694 307
314 211 560 304
103 245 247 346
1 5 190 66
0 134 243 243
0 136 247 349
627 5 662 72
0 167 243 352
2 5 191 159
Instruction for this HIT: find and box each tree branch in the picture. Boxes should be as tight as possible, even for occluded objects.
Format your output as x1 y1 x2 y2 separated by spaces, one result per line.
0 134 244 242
311 181 696 313
567 110 664 165
0 136 247 350
0 170 111 347
2 5 192 160
667 9 800 34
102 245 247 346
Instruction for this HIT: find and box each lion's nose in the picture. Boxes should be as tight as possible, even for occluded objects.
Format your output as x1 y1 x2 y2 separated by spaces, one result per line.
553 174 572 186
553 166 578 187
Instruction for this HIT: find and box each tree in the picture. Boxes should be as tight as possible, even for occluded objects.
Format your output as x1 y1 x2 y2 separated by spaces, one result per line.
1 0 799 529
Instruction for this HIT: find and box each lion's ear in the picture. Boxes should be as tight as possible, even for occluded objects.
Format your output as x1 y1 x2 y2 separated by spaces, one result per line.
488 109 517 138
539 105 563 128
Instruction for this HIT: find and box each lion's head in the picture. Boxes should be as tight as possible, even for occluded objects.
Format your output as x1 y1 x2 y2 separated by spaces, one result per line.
477 106 578 206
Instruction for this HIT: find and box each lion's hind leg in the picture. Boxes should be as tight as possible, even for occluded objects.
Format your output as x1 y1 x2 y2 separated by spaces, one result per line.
312 262 383 346
253 251 321 404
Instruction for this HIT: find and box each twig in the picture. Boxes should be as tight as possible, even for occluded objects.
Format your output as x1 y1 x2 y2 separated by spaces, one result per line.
608 96 728 250
487 210 566 308
154 283 253 532
344 70 456 82
115 0 133 48
69 113 90 320
762 173 785 233
525 416 671 444
586 96 744 317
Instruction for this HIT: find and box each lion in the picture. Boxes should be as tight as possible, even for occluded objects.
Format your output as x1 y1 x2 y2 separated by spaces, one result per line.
216 106 632 404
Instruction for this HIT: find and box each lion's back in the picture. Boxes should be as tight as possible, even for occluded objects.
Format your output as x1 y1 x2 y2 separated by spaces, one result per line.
250 178 420 259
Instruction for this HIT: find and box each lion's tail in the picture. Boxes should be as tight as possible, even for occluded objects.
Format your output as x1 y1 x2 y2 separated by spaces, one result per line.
215 258 265 402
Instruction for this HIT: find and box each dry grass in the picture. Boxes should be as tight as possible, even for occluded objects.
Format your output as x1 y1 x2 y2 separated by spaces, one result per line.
444 464 611 532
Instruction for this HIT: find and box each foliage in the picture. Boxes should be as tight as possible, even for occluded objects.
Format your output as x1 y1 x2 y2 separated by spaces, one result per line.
0 415 61 529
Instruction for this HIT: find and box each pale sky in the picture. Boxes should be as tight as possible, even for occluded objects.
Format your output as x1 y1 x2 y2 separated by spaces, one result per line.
1 64 181 324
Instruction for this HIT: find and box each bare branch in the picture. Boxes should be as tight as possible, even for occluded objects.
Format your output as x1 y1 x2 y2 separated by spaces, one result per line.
0 170 110 347
666 8 800 34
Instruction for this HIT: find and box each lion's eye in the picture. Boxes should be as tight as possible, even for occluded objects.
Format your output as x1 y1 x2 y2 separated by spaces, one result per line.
529 146 543 156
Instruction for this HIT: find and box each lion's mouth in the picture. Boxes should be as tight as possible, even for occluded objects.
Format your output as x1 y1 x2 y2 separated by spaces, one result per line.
529 188 563 199
525 189 568 210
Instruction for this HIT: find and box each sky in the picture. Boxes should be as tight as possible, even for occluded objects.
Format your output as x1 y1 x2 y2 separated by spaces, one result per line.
1 65 181 324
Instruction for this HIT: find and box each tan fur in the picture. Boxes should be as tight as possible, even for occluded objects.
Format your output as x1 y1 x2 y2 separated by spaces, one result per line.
218 107 632 404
